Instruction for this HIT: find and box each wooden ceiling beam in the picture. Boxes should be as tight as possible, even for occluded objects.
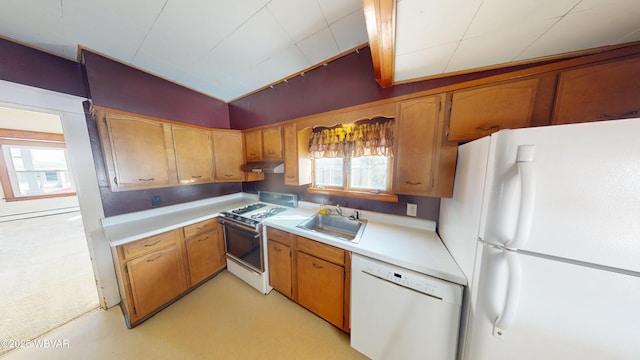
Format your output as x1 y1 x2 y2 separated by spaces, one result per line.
362 0 396 88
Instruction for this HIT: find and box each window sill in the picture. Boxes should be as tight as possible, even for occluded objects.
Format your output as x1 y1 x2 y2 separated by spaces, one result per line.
307 187 398 203
3 192 77 202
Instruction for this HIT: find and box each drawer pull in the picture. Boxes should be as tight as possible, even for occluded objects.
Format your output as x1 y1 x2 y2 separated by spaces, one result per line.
192 175 202 179
273 246 282 252
197 236 209 242
144 240 161 247
405 181 422 185
146 253 163 262
312 262 324 269
138 177 154 182
224 174 233 177
597 110 638 119
476 125 500 131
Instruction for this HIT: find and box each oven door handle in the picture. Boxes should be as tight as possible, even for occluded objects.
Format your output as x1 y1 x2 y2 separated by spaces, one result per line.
220 219 260 236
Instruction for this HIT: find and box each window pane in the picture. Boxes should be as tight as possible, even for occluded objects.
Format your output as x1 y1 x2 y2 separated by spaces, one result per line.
315 158 343 187
4 145 75 197
12 148 68 171
350 156 388 190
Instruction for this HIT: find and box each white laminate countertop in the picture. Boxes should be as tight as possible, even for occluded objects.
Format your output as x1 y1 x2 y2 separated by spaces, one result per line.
264 203 466 286
100 193 466 286
101 193 258 246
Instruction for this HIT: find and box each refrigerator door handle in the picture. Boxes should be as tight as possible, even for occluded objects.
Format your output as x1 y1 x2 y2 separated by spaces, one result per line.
493 249 522 338
506 145 536 249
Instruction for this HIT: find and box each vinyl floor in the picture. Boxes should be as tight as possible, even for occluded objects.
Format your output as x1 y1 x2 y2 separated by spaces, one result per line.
1 271 368 360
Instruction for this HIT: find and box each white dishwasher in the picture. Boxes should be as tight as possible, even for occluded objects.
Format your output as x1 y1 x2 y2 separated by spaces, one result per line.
350 254 463 360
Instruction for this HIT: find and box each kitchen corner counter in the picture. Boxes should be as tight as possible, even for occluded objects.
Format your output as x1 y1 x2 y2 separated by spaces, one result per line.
264 202 467 286
101 193 257 247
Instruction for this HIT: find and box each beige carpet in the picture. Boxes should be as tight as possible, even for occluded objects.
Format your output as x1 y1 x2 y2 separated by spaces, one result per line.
2 271 368 359
0 211 99 356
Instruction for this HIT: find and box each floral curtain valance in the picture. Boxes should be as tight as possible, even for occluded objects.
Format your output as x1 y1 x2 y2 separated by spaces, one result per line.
308 116 394 158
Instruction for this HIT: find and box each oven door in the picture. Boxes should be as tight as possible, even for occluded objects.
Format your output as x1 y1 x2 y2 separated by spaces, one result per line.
221 219 264 273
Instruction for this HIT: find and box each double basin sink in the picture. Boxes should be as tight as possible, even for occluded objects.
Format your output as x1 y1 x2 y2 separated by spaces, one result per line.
296 213 367 243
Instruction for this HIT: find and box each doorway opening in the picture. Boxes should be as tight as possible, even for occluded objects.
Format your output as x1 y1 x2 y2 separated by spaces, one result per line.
0 106 99 356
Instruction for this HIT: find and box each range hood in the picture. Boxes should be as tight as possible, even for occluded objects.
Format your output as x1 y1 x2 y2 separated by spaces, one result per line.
241 161 285 174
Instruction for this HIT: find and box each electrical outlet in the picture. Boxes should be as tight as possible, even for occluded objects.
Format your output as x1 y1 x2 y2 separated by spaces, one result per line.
151 195 161 206
407 203 417 217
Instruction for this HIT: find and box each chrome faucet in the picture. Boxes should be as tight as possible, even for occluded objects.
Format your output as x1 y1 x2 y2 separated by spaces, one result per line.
335 204 343 216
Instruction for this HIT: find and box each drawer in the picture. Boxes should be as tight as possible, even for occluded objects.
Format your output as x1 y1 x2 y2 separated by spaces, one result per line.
297 236 344 266
183 218 218 238
267 227 294 246
121 230 179 260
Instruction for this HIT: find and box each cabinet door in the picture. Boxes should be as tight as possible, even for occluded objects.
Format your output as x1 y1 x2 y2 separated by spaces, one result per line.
173 125 213 184
212 131 244 181
552 57 640 124
448 78 539 141
393 95 442 196
268 239 293 298
185 226 225 286
102 113 175 190
244 130 262 161
262 126 283 160
297 251 344 328
283 123 312 186
126 244 187 320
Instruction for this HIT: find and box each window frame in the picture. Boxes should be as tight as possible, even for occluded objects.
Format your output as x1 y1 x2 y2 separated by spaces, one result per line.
309 154 398 203
0 129 76 202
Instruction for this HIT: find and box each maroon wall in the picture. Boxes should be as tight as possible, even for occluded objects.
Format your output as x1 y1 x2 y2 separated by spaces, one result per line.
81 51 243 217
229 46 558 129
83 50 229 128
0 37 87 97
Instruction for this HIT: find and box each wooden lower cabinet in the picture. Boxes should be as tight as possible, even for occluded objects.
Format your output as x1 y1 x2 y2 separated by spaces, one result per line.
266 227 350 332
184 219 225 286
126 244 187 319
115 218 225 327
268 239 293 299
297 252 345 328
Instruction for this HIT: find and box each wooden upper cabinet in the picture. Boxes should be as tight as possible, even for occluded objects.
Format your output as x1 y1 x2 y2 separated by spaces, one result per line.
244 126 283 162
448 78 539 142
393 94 457 197
552 57 640 125
262 126 283 160
172 125 214 184
98 111 176 191
244 129 262 161
283 123 312 186
211 130 244 182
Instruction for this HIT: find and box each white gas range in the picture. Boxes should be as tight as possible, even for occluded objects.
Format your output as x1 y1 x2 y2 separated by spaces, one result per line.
219 191 297 293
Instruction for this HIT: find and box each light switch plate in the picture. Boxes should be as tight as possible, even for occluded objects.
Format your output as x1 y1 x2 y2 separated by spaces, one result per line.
407 203 417 217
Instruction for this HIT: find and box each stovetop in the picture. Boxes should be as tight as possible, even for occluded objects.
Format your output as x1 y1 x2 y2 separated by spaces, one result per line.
220 192 297 229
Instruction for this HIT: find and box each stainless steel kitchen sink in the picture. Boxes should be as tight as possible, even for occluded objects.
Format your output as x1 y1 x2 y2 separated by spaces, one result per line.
296 213 367 243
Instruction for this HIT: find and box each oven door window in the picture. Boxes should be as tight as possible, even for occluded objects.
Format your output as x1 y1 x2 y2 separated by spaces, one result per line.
223 223 263 272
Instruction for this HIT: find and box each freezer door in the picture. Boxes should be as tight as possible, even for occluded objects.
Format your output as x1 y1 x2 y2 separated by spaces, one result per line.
464 245 640 360
482 118 640 272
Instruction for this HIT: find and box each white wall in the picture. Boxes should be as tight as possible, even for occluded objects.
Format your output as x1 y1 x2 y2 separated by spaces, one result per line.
0 106 79 220
0 80 120 309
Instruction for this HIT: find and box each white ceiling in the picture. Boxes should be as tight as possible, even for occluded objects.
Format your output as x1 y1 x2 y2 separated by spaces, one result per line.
1 0 640 102
394 0 640 83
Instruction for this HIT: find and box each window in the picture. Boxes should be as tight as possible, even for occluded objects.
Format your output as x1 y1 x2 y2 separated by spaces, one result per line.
0 129 76 201
308 117 397 202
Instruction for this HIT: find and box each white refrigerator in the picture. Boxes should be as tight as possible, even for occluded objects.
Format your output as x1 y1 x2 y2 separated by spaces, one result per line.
439 118 640 360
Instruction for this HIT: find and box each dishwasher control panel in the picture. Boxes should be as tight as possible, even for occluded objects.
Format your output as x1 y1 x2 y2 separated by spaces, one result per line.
359 256 463 306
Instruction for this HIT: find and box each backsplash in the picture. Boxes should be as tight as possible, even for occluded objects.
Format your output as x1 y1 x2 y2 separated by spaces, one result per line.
241 173 441 222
